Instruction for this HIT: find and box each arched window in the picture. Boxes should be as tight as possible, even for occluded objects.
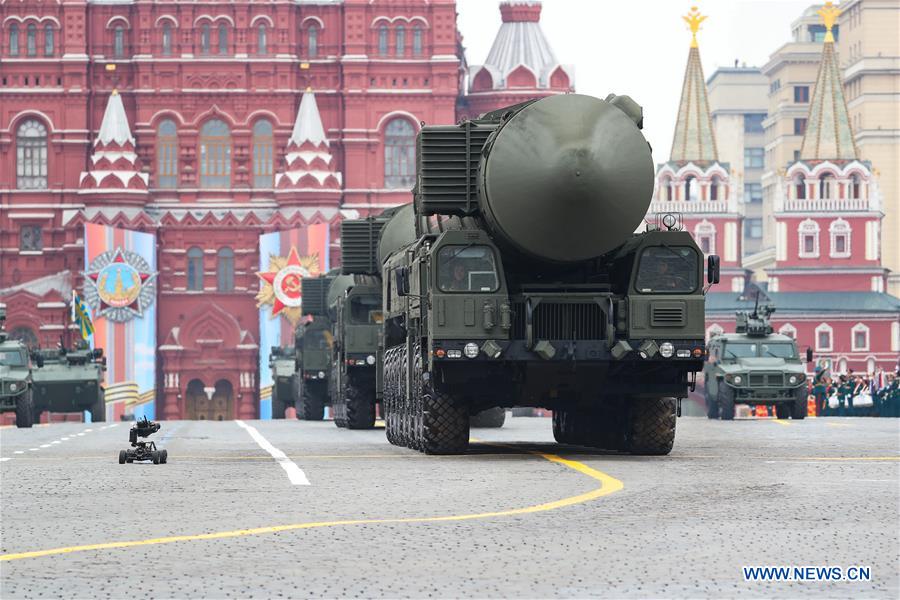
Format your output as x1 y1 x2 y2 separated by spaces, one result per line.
307 24 318 58
187 247 204 291
412 25 423 56
200 23 211 54
815 323 833 352
9 24 19 56
217 23 228 54
156 119 178 188
378 25 389 56
44 24 54 56
794 174 806 199
829 219 851 258
113 25 125 57
685 175 698 201
217 247 234 292
818 173 833 199
162 23 173 55
257 24 267 55
395 25 406 56
849 173 861 199
26 23 37 56
709 176 720 201
16 119 48 189
852 323 869 351
252 120 273 188
384 118 415 189
662 177 673 201
778 324 797 339
199 119 231 188
694 221 716 255
798 219 820 258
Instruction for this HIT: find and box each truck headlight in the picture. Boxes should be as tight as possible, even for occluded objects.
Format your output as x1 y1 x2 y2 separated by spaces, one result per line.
789 375 798 385
9 383 18 392
733 375 743 385
659 342 674 358
366 355 376 365
464 342 479 359
318 371 325 379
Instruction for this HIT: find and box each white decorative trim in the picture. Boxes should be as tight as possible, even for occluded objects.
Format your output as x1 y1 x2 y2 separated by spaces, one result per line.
815 322 833 352
154 15 178 27
778 323 797 339
193 14 235 27
797 219 820 259
106 16 131 29
851 323 870 352
251 15 276 27
828 218 851 258
301 16 325 29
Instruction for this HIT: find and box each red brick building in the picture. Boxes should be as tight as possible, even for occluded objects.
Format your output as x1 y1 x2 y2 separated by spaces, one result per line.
0 1 569 419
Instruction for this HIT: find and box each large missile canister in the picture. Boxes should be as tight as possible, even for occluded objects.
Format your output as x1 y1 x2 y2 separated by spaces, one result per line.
478 94 654 263
377 203 417 266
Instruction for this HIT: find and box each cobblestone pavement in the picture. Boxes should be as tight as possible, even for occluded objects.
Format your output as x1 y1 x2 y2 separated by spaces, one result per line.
1 415 898 598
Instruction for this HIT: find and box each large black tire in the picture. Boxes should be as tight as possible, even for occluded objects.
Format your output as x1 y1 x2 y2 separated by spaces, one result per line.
422 387 469 454
345 377 376 430
470 407 506 428
705 387 719 419
118 450 127 464
271 384 286 420
718 385 736 420
791 388 807 420
774 403 790 419
160 449 168 464
91 389 106 423
623 397 677 455
383 346 402 446
552 409 577 444
297 383 325 421
15 389 34 428
152 450 160 465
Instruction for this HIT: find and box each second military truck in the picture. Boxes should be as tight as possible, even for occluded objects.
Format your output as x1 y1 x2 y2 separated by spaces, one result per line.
358 94 716 454
704 303 811 420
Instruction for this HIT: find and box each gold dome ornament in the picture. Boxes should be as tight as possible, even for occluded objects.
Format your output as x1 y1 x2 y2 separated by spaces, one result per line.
683 6 707 48
818 1 841 43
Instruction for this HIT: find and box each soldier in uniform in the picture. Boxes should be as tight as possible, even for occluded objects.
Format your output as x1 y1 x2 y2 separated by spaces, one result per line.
812 365 828 416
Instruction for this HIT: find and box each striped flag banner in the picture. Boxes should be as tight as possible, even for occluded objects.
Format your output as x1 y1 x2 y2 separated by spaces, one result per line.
257 224 330 419
83 223 157 422
72 291 95 341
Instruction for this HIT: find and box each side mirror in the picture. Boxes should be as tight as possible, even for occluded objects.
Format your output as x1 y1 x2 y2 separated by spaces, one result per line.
806 347 813 364
92 348 104 359
395 266 410 297
707 255 721 285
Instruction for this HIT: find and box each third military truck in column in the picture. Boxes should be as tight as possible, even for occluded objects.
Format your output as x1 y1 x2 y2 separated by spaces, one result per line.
375 93 717 454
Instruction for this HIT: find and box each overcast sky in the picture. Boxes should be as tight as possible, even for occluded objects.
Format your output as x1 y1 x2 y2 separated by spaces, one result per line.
457 0 815 165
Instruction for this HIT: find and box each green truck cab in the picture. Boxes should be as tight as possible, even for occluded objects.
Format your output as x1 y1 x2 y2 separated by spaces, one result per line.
0 309 36 428
703 305 812 420
31 341 106 422
291 314 332 420
326 273 382 429
268 345 298 419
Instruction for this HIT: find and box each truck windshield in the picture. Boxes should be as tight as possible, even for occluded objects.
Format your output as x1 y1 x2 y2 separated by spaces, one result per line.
635 246 698 293
350 295 383 324
759 343 798 359
724 342 757 358
438 245 499 293
0 350 26 366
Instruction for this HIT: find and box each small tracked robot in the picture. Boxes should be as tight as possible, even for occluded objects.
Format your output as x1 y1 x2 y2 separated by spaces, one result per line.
118 416 168 464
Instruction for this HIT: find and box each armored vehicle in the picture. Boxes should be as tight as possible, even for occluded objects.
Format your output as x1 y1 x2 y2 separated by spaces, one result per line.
0 308 36 428
290 275 335 420
269 345 298 419
704 304 811 420
31 341 106 422
369 94 716 454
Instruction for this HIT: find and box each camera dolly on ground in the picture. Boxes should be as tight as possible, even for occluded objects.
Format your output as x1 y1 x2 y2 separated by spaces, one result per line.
118 416 167 464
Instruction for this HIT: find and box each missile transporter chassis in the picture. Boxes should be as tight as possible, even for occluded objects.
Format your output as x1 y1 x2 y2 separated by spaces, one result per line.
375 95 712 454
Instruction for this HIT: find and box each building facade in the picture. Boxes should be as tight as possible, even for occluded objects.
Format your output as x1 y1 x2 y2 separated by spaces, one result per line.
0 0 568 419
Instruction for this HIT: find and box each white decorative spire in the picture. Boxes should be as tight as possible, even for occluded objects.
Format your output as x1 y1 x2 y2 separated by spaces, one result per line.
275 88 342 191
96 90 135 147
79 90 148 193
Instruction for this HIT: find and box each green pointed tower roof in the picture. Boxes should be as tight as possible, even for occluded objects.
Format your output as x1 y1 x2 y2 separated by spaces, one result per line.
669 6 718 163
799 1 859 161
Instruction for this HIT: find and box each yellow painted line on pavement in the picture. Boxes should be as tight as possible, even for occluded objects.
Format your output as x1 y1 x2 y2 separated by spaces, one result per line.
771 420 792 426
0 449 623 562
826 422 852 428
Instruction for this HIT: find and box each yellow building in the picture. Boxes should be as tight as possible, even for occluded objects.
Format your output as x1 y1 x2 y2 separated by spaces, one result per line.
837 0 900 295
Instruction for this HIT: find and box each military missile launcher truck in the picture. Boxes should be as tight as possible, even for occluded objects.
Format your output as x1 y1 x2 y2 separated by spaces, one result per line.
704 303 812 420
291 275 335 420
0 307 36 428
374 94 717 454
268 345 297 419
31 341 106 422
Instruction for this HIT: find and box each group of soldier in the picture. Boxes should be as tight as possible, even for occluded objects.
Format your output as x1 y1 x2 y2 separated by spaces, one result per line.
811 368 900 418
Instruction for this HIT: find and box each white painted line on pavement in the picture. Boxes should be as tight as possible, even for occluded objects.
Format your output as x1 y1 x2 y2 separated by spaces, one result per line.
234 420 310 486
13 451 24 454
29 448 38 451
0 457 10 462
39 444 50 448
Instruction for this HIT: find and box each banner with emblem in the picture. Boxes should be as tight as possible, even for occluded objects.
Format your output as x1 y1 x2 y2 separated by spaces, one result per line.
257 224 330 418
83 223 157 422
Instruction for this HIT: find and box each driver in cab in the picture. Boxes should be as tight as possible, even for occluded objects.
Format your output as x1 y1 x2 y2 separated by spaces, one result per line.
655 258 688 291
443 262 469 292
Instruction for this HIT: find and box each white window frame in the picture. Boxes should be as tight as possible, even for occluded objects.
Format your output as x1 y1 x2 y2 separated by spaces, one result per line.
779 323 797 339
694 220 716 256
851 323 869 351
798 219 820 259
815 322 833 352
829 219 851 258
